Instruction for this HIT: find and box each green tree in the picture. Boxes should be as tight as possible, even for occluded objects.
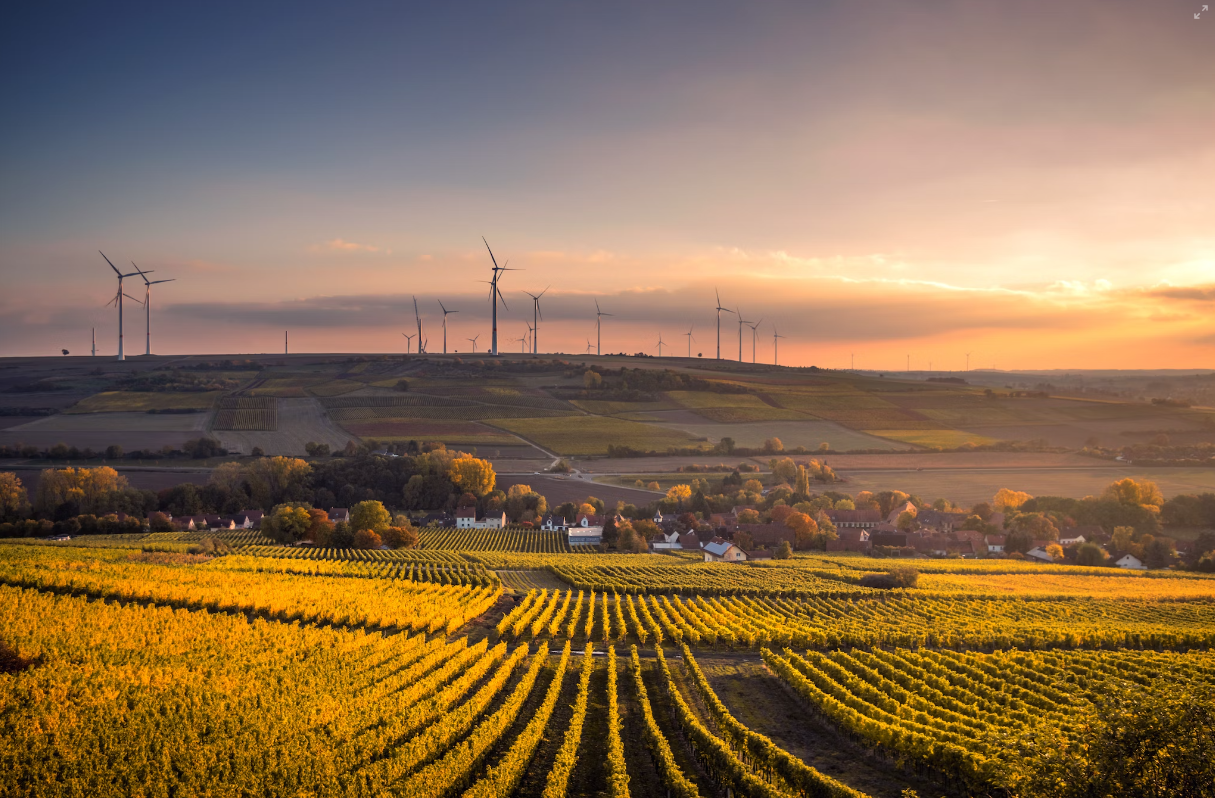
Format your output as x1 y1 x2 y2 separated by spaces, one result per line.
1076 542 1108 566
350 500 391 534
774 541 792 559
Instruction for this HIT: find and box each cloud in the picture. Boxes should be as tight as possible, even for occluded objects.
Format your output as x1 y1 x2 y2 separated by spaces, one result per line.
308 238 392 255
1145 284 1215 303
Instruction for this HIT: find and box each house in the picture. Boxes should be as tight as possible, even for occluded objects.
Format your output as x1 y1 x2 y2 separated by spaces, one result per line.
956 540 978 558
1026 546 1056 563
745 549 773 561
826 529 870 553
869 532 908 548
678 532 703 550
651 529 683 551
825 509 882 529
212 517 237 531
985 535 1006 554
328 508 350 524
567 513 604 546
1115 553 1147 570
735 523 795 548
703 539 748 562
174 515 207 531
707 513 737 530
886 501 917 525
456 508 507 530
1058 533 1087 547
540 515 568 531
231 511 264 529
915 510 968 534
576 513 604 528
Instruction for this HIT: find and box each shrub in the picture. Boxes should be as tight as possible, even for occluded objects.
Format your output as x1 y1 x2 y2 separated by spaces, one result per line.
353 528 383 549
859 566 919 589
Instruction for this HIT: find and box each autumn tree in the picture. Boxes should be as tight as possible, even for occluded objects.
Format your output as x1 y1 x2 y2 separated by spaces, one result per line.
795 465 811 496
34 466 130 515
762 437 784 453
734 531 755 550
263 504 312 544
785 511 819 549
633 519 661 540
666 484 692 504
350 500 391 534
448 455 496 496
646 481 661 491
993 488 1032 512
769 457 798 484
896 510 918 533
1103 477 1164 510
0 472 30 521
306 508 334 541
737 508 761 524
768 504 794 525
381 519 418 549
353 528 383 549
1076 542 1108 566
583 370 602 389
774 541 792 559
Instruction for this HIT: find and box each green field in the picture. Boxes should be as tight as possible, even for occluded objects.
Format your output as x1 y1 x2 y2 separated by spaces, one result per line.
65 391 224 414
485 415 706 455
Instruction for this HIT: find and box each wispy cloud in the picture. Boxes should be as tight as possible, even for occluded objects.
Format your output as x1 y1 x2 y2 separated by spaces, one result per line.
308 238 392 255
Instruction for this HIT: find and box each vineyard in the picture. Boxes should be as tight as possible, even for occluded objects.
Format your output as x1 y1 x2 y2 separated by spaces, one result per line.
213 395 278 431
1 542 1212 798
419 526 579 553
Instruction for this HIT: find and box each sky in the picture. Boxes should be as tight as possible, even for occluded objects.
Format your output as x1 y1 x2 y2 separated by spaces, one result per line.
1 0 1213 370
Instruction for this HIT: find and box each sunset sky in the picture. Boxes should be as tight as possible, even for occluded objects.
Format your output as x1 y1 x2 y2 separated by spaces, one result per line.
1 1 1212 369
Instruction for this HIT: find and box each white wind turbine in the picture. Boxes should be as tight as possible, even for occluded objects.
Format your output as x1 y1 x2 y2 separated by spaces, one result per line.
401 333 415 354
413 296 427 354
585 339 594 355
438 300 458 354
735 307 753 362
715 288 733 360
684 324 696 357
467 334 480 353
748 318 764 363
656 332 666 357
773 328 786 365
524 286 548 354
131 262 174 356
99 251 146 361
595 300 612 356
482 237 519 356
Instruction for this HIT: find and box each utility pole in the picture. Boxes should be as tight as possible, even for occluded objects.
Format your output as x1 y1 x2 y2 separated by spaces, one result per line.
92 328 95 357
285 331 288 355
965 352 971 372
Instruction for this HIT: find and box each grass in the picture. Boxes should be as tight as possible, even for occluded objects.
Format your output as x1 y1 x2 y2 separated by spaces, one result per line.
569 399 678 415
250 377 327 397
308 380 366 397
864 429 999 448
691 405 808 423
65 391 224 414
666 391 776 410
484 415 706 455
341 419 521 444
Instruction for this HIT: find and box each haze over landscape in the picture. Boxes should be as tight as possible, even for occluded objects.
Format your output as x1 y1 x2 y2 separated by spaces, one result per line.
2 0 1213 368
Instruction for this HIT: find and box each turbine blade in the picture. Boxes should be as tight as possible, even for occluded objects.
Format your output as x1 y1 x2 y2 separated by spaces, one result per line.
482 237 500 270
99 251 121 275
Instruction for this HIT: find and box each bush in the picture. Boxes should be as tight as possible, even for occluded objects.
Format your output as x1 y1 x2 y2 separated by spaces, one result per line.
859 566 919 589
774 541 792 560
353 528 383 549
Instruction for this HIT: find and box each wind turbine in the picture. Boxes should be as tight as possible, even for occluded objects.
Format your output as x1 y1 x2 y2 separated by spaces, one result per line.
99 251 146 361
773 328 785 365
482 237 519 356
510 335 528 353
748 319 764 363
524 286 548 354
412 296 426 354
735 307 752 362
467 334 480 353
714 288 733 360
585 339 594 355
402 333 415 354
438 300 458 354
595 300 612 356
131 262 174 356
525 321 535 353
656 332 666 357
684 324 696 358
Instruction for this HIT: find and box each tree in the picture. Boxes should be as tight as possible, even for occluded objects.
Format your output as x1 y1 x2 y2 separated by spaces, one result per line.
35 467 130 515
350 500 391 534
1112 525 1137 553
774 541 792 559
770 457 798 484
148 511 174 533
0 472 29 521
1012 512 1059 540
646 481 661 491
263 504 312 544
737 508 761 524
795 465 811 497
717 437 736 454
971 501 994 520
633 519 661 540
1076 542 1108 566
1103 477 1164 509
734 531 755 550
762 437 784 453
896 510 917 533
1004 528 1034 554
306 508 334 541
993 488 1032 512
1045 543 1064 560
241 456 312 509
1144 537 1176 569
1008 682 1215 798
785 512 818 549
448 455 496 496
353 528 383 549
665 484 692 504
583 371 602 389
616 520 635 552
381 524 419 549
601 514 619 549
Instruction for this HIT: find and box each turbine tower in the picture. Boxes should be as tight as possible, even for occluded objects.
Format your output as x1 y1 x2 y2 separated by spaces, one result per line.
525 321 535 353
524 286 548 354
402 332 415 354
595 300 612 356
131 262 174 356
773 328 785 366
467 334 480 353
748 318 764 363
585 339 593 354
438 300 458 354
481 237 519 356
735 307 752 362
684 324 695 357
656 332 666 357
91 328 96 357
714 288 733 360
100 252 146 362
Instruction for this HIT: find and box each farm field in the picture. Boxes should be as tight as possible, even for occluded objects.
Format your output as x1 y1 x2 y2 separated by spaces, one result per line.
64 390 224 413
2 410 210 433
863 429 999 448
654 417 902 450
836 464 1215 504
210 397 355 456
485 414 705 455
2 537 1213 797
